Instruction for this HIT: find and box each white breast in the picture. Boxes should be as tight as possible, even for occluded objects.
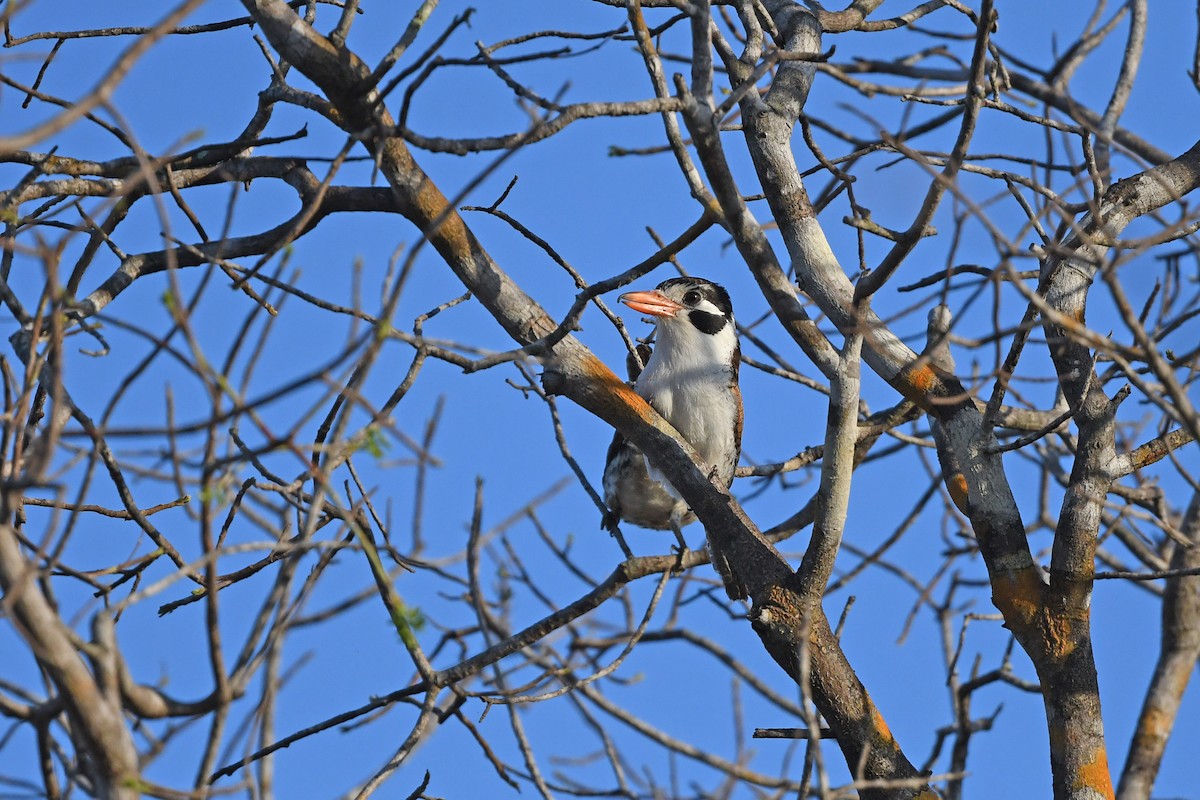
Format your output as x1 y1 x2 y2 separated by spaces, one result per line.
634 329 739 491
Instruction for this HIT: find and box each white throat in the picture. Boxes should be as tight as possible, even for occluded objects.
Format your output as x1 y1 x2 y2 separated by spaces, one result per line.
639 317 737 382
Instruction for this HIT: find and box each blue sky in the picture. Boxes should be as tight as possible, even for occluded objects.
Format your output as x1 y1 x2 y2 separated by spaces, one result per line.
2 1 1198 798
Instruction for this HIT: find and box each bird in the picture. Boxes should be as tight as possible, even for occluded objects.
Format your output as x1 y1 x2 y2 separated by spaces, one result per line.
601 276 743 551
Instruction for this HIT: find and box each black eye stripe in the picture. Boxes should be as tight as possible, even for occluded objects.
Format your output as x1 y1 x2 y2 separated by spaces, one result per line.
688 309 727 335
653 277 734 317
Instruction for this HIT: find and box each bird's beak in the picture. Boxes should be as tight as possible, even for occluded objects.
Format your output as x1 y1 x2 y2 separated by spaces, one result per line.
618 290 684 318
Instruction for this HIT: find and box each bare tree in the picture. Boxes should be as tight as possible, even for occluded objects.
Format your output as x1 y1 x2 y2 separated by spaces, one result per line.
1 1 1197 799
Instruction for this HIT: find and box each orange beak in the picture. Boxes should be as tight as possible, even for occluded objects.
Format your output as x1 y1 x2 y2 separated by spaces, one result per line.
618 290 684 318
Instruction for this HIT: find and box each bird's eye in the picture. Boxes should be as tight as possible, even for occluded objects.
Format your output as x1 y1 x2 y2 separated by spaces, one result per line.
683 290 701 305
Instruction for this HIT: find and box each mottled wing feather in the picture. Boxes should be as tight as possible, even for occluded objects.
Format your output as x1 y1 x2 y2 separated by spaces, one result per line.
731 385 743 475
625 343 653 381
601 434 622 531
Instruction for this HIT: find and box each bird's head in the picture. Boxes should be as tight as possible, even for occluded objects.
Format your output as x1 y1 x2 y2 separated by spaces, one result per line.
618 277 738 371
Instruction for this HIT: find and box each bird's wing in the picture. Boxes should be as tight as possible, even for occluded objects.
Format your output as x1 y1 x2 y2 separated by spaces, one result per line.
732 342 744 451
625 343 653 381
732 384 744 457
601 429 629 531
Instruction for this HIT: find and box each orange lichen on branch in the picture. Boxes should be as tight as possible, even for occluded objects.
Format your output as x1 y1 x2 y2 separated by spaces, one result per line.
1047 307 1089 342
382 139 481 264
411 178 470 248
1129 439 1167 471
897 362 940 403
871 705 895 744
1073 746 1114 797
1047 720 1115 800
946 470 970 515
990 566 1044 632
577 353 660 423
1124 427 1194 472
378 140 491 290
1130 706 1171 750
627 0 650 41
579 352 639 397
1042 609 1082 662
760 583 806 622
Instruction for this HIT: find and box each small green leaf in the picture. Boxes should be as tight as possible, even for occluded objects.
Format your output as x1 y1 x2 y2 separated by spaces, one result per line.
394 602 426 633
374 319 394 342
358 426 391 460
